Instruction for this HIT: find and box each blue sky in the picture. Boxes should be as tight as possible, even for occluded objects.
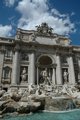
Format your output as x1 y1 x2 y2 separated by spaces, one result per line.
0 0 80 45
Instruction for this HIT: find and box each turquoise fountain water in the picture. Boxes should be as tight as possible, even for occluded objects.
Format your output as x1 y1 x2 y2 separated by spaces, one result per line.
3 109 80 120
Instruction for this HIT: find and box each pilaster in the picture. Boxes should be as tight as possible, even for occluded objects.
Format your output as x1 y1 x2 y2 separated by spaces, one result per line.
68 55 75 84
56 54 62 84
0 51 4 84
78 56 80 72
29 52 35 84
77 56 80 81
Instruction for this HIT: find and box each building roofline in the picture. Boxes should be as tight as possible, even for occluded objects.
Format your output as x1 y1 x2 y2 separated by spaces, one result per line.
0 36 15 40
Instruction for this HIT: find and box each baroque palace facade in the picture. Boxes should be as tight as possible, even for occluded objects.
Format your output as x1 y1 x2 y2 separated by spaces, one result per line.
0 23 80 91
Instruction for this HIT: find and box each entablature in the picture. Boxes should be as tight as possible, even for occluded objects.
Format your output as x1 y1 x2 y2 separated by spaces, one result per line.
0 37 14 44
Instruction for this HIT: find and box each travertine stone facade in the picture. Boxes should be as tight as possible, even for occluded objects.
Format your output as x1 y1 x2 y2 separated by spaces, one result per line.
0 23 80 90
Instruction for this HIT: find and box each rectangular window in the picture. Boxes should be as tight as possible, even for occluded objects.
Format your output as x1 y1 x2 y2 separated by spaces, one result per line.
4 49 13 61
2 67 11 79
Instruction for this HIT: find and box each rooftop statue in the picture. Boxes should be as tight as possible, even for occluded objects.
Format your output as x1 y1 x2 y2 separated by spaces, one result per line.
36 22 53 35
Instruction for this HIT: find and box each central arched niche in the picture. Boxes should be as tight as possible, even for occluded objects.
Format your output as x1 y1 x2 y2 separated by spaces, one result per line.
38 55 53 65
36 55 54 85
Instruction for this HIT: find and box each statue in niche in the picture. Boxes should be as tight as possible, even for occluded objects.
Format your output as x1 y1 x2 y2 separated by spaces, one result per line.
21 68 27 82
63 69 69 83
40 68 47 84
41 68 51 85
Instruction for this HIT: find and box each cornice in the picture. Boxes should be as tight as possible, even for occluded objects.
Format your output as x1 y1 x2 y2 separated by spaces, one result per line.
0 37 14 44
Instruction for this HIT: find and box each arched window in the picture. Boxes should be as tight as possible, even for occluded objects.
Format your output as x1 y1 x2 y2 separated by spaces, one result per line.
2 66 11 79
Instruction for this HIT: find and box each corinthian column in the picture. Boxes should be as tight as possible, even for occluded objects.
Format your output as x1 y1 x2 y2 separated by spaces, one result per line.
56 54 62 85
0 51 4 84
78 56 80 80
52 68 56 84
68 55 75 84
78 56 80 72
12 45 20 85
29 52 35 84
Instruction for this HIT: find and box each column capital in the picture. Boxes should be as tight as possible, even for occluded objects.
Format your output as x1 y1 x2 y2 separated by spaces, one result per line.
76 55 80 59
56 52 61 56
0 46 6 53
52 64 57 68
14 44 21 52
56 49 63 56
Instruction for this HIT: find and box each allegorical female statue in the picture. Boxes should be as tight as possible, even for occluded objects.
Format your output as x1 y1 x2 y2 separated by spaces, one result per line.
21 67 27 81
63 69 69 83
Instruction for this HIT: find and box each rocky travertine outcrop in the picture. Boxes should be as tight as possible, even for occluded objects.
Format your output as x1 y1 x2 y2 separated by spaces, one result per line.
45 97 77 111
0 84 80 117
0 90 5 97
0 88 45 116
